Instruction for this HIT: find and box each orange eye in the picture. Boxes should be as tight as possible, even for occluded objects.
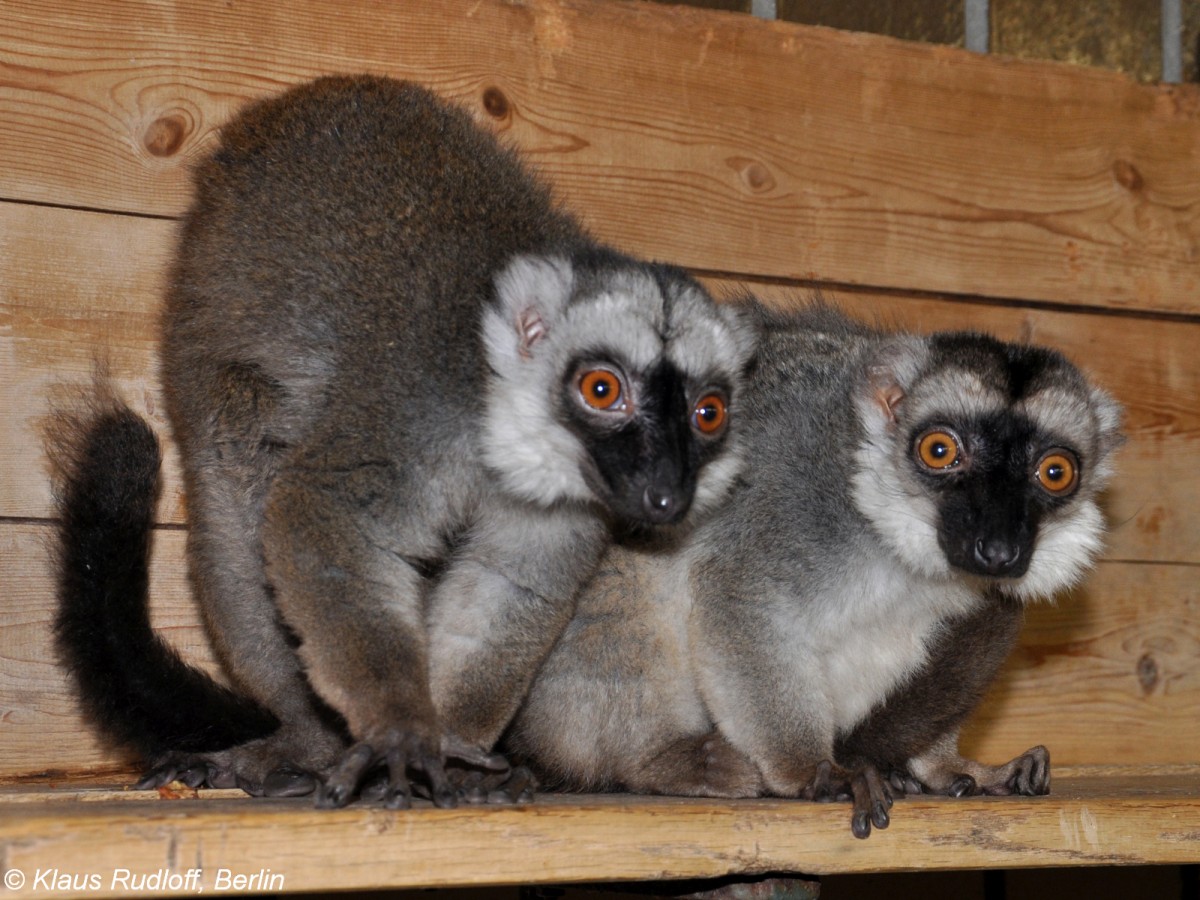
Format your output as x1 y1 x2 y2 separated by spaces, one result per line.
1036 451 1078 495
579 369 622 410
692 394 727 436
916 430 960 470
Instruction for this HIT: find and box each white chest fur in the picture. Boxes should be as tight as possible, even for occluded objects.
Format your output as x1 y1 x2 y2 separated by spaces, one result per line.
788 556 982 734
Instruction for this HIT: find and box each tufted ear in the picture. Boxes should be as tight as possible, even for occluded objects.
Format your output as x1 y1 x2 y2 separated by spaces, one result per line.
1083 382 1126 489
490 254 575 360
1089 383 1125 455
859 336 929 431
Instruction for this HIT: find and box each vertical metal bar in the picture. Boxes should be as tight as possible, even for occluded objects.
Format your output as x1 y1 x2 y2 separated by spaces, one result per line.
751 0 777 21
965 0 990 53
1162 0 1183 82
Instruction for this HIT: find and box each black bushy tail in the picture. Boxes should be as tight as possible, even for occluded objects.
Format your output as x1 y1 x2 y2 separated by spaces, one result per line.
48 388 277 761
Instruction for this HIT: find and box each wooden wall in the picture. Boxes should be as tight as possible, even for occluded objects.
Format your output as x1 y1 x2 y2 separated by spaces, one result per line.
2 0 1199 777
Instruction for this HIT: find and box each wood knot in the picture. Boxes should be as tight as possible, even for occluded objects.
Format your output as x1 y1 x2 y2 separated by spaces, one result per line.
1112 159 1144 192
726 157 775 193
482 87 510 120
1136 653 1159 694
144 114 189 157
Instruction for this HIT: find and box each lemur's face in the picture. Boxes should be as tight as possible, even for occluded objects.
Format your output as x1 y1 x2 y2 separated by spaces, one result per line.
853 332 1122 600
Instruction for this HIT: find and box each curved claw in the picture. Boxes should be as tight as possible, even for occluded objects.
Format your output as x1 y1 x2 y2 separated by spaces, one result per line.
382 746 414 810
137 739 330 799
985 744 1050 796
949 774 979 798
1015 745 1051 796
314 732 509 810
262 765 319 798
888 769 924 796
487 765 536 805
135 767 179 790
413 748 456 809
849 765 893 840
448 764 533 806
803 759 851 803
456 770 490 805
136 757 218 791
317 743 376 809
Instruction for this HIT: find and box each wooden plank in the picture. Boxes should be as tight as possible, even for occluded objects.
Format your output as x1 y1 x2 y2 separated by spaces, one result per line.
4 202 1195 564
1 771 1199 891
0 524 222 776
0 204 171 347
959 561 1200 765
3 522 1197 777
0 203 188 523
2 0 1199 313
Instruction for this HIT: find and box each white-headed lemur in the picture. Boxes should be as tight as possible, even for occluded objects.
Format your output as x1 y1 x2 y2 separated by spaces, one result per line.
47 76 756 809
504 300 1122 836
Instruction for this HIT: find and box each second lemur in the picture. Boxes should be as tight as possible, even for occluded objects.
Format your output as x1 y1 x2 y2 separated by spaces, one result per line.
506 301 1122 836
49 76 756 808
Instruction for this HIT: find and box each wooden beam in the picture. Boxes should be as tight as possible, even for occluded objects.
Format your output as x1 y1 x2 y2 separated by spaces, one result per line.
2 0 1199 312
2 770 1199 893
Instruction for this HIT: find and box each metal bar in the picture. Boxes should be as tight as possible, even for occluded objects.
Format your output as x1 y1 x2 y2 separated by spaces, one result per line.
751 0 777 21
965 0 990 53
1163 0 1183 83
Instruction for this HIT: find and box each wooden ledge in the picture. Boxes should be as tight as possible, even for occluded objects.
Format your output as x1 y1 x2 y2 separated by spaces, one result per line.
1 767 1197 896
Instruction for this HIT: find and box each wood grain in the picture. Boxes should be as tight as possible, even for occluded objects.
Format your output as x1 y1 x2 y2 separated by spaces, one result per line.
1 771 1199 892
0 524 221 775
3 202 1194 563
8 207 1195 775
2 0 1199 312
0 202 187 522
959 561 1200 764
3 523 1196 777
3 0 1199 879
